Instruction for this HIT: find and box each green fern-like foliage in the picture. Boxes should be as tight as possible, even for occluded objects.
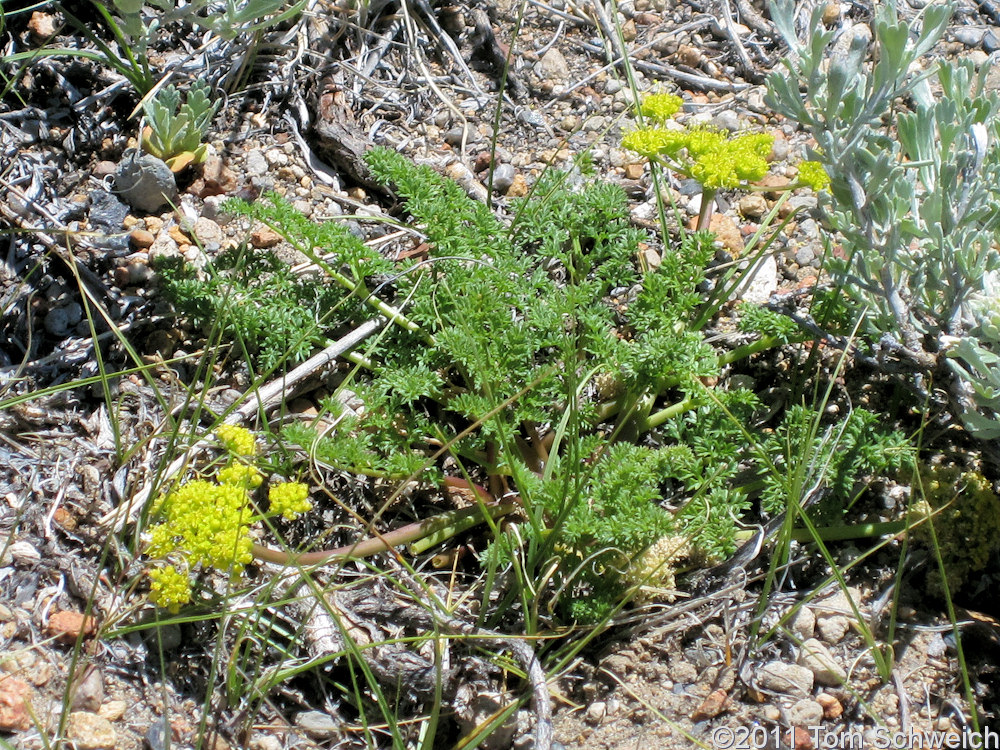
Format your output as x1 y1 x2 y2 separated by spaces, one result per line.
160 148 915 624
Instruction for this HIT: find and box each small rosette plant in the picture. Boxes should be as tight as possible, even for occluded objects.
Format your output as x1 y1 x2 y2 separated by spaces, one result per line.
145 426 312 612
622 93 829 227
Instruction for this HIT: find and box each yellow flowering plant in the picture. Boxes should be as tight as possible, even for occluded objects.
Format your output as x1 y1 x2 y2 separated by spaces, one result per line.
622 93 829 229
145 425 311 612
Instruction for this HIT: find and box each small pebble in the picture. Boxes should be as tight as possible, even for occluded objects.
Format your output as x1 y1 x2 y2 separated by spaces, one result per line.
491 163 516 193
46 610 97 644
712 110 741 132
145 719 169 750
953 27 986 47
585 701 607 725
66 711 117 750
787 698 824 727
113 152 177 213
506 174 530 197
757 661 814 697
71 667 104 712
797 639 847 686
296 710 339 738
738 193 768 220
98 700 128 722
816 692 843 719
130 229 155 249
245 149 268 176
0 675 31 731
250 227 283 249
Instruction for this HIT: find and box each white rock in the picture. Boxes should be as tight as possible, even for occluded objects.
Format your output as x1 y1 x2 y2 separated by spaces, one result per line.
735 254 777 304
797 638 847 686
789 606 816 641
757 661 814 697
786 698 824 727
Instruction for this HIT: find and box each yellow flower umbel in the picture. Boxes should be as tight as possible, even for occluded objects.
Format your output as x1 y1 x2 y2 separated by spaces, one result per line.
148 565 192 613
268 482 312 520
147 479 254 572
639 93 683 124
144 428 319 612
218 461 263 489
622 94 793 229
797 160 831 191
215 424 258 457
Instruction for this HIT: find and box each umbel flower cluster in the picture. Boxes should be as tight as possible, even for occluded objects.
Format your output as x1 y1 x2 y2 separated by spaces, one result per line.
145 426 312 612
622 93 830 193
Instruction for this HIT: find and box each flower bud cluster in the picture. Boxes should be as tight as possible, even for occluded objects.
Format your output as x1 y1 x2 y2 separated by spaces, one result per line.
623 94 829 193
145 426 313 612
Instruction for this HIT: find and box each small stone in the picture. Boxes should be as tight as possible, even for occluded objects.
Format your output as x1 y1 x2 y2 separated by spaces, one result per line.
624 163 644 180
585 701 607 725
620 19 637 41
249 735 283 750
44 305 80 338
952 27 985 47
144 719 169 750
245 149 268 176
642 246 661 270
813 588 860 644
28 11 60 41
712 110 741 132
690 689 729 721
202 195 231 224
506 174 530 197
168 224 191 244
443 126 472 146
738 193 768 220
46 610 97 644
93 160 117 179
787 699 823 727
705 213 744 257
191 217 223 246
148 232 180 262
816 614 850 644
98 700 128 722
769 132 790 162
66 711 116 750
130 229 155 249
250 227 283 249
537 48 571 82
789 606 816 641
491 164 516 194
474 152 493 172
113 151 177 213
675 44 703 67
797 639 847 686
816 692 843 719
0 675 31 731
296 710 339 739
821 2 840 25
793 726 814 750
70 667 104 712
757 662 814 697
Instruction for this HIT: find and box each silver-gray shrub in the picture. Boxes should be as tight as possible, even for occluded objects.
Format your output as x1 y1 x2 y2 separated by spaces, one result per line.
766 0 1000 438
